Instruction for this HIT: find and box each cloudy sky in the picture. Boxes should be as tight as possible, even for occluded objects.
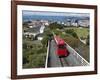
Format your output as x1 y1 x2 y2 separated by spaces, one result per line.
23 10 90 17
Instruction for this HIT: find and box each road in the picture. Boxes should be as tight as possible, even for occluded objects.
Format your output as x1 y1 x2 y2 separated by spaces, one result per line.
48 40 83 67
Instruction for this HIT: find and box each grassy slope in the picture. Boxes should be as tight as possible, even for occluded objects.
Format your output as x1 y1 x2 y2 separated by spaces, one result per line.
65 27 89 39
23 39 47 68
74 28 89 38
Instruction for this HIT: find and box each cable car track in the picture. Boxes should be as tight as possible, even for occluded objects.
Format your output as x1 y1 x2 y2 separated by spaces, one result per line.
59 57 70 67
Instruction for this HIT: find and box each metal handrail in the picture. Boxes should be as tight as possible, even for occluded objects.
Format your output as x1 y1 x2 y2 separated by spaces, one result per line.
66 43 89 66
45 41 50 68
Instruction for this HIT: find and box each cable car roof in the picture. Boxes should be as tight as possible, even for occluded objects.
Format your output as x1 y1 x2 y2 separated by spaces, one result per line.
54 36 65 45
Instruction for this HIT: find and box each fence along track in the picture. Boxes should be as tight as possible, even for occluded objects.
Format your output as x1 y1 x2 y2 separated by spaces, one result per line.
45 41 50 68
66 43 90 66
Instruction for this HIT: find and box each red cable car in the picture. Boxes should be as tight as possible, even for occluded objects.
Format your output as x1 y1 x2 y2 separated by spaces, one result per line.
54 36 69 58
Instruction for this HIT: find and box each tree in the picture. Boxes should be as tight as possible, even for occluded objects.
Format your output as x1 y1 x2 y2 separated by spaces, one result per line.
23 42 27 49
41 36 48 47
49 22 63 30
86 35 89 45
65 29 78 39
71 32 78 39
41 29 53 47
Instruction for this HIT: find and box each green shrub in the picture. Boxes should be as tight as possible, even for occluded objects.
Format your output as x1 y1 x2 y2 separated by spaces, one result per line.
65 29 78 39
49 22 63 30
86 35 89 45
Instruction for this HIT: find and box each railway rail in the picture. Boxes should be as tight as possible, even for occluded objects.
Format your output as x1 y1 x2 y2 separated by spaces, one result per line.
59 57 70 67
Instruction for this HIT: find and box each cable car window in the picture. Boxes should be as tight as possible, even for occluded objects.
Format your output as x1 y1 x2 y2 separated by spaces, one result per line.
58 45 66 49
